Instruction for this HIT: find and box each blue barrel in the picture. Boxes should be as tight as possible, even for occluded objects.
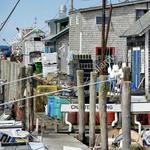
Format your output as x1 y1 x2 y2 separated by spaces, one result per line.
48 96 55 118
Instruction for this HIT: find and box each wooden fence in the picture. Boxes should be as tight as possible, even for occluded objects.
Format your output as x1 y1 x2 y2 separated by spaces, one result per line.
0 60 34 131
0 60 24 102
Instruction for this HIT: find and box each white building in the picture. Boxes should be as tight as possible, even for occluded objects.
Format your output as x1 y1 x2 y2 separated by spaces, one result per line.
12 28 45 66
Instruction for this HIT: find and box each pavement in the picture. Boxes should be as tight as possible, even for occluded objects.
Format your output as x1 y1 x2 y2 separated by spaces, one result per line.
43 134 89 150
0 134 89 150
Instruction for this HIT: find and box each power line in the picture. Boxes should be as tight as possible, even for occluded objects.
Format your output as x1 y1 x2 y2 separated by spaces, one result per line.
0 0 22 33
0 79 111 106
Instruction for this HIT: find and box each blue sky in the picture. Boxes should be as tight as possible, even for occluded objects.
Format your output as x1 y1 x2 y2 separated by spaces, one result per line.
0 0 115 45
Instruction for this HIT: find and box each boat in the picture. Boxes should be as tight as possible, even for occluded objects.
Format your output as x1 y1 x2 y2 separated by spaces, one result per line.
0 120 48 149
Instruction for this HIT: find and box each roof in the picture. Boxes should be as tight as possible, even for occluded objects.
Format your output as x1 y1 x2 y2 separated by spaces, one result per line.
45 16 69 24
74 0 150 13
121 10 150 37
23 28 45 39
44 27 69 41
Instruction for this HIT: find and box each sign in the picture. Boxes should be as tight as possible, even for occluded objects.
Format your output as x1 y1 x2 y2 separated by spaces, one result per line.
61 104 121 112
61 103 150 113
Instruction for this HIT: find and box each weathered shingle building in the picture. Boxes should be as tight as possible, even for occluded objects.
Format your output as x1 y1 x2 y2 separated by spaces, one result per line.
44 5 69 75
45 16 69 74
12 28 45 66
69 0 150 62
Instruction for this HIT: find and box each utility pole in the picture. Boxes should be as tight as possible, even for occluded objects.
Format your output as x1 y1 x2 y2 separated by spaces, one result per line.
99 0 108 149
77 70 85 142
89 72 97 147
105 4 112 46
121 67 131 150
101 0 106 67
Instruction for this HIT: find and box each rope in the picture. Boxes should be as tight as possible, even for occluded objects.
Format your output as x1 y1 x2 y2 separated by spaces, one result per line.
0 73 43 87
0 79 112 106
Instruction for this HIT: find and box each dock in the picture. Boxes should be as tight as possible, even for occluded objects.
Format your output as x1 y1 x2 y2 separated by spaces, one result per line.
42 134 89 150
0 134 89 150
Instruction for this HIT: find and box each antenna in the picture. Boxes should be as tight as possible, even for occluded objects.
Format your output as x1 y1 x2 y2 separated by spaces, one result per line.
34 17 37 28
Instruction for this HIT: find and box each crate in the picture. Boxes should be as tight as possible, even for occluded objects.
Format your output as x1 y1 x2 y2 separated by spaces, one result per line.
35 85 60 112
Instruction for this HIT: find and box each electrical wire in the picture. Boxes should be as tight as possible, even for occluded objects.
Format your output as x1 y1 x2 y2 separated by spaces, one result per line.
0 79 112 106
0 0 61 45
0 0 22 33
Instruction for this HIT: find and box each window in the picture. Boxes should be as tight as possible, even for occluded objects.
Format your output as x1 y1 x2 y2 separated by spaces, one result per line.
96 16 109 24
136 9 148 20
60 21 68 31
70 17 72 26
34 37 41 41
46 46 55 53
76 15 79 25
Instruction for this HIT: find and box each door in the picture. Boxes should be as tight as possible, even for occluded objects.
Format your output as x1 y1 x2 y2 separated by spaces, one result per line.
132 47 141 91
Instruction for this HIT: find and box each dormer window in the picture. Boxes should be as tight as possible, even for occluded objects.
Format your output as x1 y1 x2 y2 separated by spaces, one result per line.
34 37 41 41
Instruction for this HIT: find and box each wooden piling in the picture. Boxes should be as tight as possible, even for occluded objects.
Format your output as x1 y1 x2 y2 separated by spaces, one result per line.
121 67 131 150
5 61 10 101
99 75 108 150
25 66 34 131
89 72 97 147
77 70 85 142
20 66 26 125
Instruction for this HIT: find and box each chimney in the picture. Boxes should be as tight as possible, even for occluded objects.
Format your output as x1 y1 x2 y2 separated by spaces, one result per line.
59 5 67 18
70 0 74 12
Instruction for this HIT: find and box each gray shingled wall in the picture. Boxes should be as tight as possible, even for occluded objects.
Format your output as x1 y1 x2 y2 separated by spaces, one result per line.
69 2 150 62
56 33 69 74
69 13 80 54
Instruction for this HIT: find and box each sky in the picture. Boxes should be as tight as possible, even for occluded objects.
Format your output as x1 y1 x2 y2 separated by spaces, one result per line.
0 0 117 45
